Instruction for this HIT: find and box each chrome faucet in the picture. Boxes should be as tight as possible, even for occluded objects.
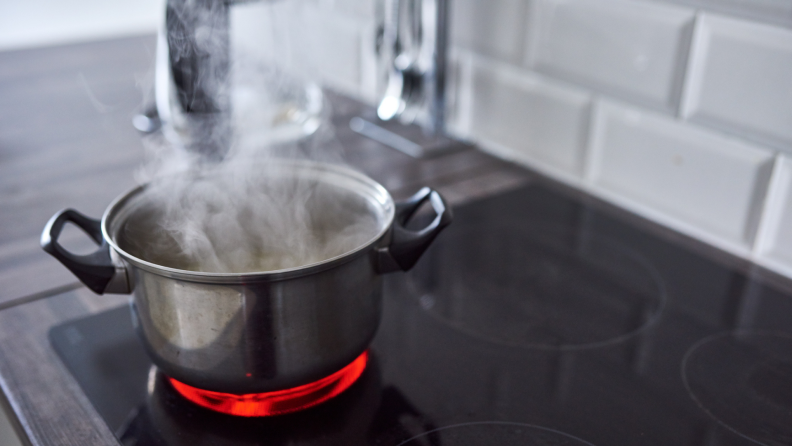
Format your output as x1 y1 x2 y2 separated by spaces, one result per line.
133 0 235 160
135 0 455 158
160 0 232 160
351 0 456 158
376 0 448 135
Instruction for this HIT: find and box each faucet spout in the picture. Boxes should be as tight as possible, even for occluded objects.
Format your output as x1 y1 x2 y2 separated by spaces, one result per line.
163 0 231 160
376 0 448 136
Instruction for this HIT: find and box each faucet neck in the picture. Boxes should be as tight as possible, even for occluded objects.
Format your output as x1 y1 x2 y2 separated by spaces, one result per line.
164 0 231 159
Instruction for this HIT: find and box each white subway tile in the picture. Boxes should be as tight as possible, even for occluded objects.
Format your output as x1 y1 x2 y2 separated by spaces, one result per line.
528 0 695 113
230 2 297 66
303 7 363 95
755 156 792 270
325 0 375 19
468 59 592 176
681 14 792 152
451 0 530 65
231 2 365 98
444 50 472 138
588 100 774 246
648 0 792 29
358 20 379 104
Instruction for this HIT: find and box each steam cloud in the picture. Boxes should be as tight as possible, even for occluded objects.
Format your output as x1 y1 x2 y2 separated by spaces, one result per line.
122 0 380 273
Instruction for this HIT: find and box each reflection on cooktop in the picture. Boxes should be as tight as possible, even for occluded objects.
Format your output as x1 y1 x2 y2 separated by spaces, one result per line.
49 183 792 445
397 422 596 446
682 331 792 446
406 224 666 350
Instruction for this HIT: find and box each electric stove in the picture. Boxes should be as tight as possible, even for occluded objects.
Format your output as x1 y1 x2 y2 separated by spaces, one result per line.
49 183 792 446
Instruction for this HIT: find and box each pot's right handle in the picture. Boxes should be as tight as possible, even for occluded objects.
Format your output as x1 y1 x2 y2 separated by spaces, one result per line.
41 209 130 295
376 187 452 273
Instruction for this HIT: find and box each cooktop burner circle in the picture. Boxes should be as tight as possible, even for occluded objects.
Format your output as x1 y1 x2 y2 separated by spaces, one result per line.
682 331 792 446
397 421 597 446
406 223 666 350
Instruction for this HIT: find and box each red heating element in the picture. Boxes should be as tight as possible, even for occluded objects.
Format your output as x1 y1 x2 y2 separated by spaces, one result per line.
169 351 369 417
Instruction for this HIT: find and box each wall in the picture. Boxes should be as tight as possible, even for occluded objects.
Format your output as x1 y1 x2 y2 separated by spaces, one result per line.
297 0 792 279
0 0 162 51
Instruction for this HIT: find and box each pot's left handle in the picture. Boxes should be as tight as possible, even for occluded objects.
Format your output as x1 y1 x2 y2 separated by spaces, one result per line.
376 187 452 273
41 209 131 295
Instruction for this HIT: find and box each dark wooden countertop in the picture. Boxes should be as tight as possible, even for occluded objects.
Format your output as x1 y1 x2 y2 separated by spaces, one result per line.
0 36 152 306
4 34 792 446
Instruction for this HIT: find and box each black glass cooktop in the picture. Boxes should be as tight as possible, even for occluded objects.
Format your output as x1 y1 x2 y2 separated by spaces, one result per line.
50 183 792 446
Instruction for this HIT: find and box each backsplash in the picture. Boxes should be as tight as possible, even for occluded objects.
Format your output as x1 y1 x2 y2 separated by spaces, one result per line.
255 0 792 278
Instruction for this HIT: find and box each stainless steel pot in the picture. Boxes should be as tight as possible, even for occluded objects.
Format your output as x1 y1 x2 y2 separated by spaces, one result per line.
41 161 451 394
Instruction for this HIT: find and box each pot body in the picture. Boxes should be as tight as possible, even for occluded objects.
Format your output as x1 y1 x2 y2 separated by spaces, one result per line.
128 246 383 394
42 161 451 395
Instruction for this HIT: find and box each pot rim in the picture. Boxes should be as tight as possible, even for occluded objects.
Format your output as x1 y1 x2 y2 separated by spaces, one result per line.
101 160 395 283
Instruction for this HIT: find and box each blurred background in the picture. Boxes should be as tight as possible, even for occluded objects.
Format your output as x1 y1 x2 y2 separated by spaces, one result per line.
0 0 162 51
1 1 792 313
4 0 789 280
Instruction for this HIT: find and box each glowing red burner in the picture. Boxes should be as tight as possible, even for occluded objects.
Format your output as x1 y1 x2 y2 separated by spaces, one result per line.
169 351 369 417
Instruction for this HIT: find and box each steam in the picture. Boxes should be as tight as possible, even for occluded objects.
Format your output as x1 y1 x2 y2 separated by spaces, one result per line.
122 0 378 273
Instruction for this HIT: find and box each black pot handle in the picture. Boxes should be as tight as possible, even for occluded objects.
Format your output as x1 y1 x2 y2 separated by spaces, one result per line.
41 209 125 294
376 187 453 273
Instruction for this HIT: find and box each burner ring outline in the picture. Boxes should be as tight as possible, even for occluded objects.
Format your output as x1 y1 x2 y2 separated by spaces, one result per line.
406 225 668 351
681 330 792 446
396 421 598 446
